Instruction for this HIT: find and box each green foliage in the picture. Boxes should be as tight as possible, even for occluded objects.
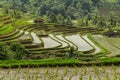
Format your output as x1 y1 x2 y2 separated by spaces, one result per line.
66 16 72 26
0 42 28 60
48 12 57 23
68 46 76 58
56 13 65 24
11 10 22 19
1 0 117 18
0 25 15 35
0 42 13 60
0 58 81 68
10 42 28 60
0 0 120 26
3 5 9 14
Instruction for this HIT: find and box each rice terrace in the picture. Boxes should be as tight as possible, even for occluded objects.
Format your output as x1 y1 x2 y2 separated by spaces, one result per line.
0 0 120 80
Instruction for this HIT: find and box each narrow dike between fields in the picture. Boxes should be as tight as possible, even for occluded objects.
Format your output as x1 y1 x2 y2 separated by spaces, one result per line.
55 35 71 47
21 30 42 44
49 34 69 48
19 30 102 54
41 36 61 49
65 34 93 52
21 30 62 49
20 30 42 46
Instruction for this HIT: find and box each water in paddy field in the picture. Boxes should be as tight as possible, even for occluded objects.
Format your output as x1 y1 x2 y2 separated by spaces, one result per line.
0 66 120 80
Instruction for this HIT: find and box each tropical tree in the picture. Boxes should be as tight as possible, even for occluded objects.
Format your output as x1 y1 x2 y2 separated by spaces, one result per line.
66 16 73 26
3 5 9 14
48 12 57 23
10 42 28 60
68 46 75 58
56 13 65 24
0 43 13 60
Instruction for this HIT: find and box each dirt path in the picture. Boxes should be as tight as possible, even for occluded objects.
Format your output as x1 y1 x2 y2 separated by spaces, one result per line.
93 35 120 57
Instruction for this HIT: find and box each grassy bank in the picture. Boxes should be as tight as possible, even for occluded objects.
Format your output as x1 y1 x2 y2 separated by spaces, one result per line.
0 59 81 68
0 57 120 68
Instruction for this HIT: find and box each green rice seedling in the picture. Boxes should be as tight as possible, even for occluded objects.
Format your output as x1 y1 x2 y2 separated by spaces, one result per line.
102 66 106 74
89 74 92 80
15 78 19 80
83 66 87 75
44 77 46 80
46 66 50 74
0 67 2 71
112 65 117 80
55 66 59 77
34 70 40 80
29 74 33 80
74 65 79 75
118 75 120 80
69 75 72 80
6 66 11 75
93 66 101 80
80 65 84 75
9 76 13 80
27 65 30 72
36 65 41 79
2 72 6 80
32 73 38 80
62 66 68 77
60 66 68 80
60 75 64 80
79 73 83 80
36 65 41 76
51 75 57 80
26 73 31 80
48 70 54 80
111 65 117 73
16 65 21 74
23 65 30 76
51 66 59 80
23 66 31 80
44 66 50 79
113 74 117 80
105 72 110 80
0 77 4 80
87 67 92 80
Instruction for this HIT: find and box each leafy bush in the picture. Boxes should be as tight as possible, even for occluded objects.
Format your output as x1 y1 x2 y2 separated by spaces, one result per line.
10 42 28 60
0 42 13 60
0 42 28 60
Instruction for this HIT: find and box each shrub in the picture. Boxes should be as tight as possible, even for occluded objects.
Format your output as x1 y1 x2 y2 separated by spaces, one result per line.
0 42 13 60
68 46 77 58
10 42 28 60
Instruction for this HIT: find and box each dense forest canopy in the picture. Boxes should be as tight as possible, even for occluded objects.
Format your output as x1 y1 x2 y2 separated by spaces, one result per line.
0 0 120 27
0 0 120 18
